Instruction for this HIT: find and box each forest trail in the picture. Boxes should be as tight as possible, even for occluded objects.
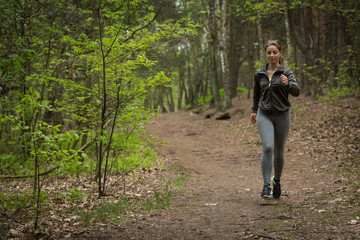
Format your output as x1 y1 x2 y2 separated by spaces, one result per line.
121 94 360 240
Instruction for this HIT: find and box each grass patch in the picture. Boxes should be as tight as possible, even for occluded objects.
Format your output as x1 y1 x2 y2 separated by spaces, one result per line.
79 190 173 226
77 165 188 226
141 191 172 211
266 220 294 239
1 159 186 230
169 166 185 175
0 189 50 212
167 166 189 188
267 221 281 229
351 210 360 218
66 188 86 203
284 204 294 212
171 176 187 188
0 190 33 212
79 197 131 225
285 233 294 239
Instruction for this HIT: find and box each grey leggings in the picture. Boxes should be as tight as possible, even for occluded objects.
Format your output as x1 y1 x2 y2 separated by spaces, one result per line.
257 108 290 185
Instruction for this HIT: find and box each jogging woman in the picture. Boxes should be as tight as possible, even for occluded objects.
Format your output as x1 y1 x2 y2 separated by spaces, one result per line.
251 40 300 198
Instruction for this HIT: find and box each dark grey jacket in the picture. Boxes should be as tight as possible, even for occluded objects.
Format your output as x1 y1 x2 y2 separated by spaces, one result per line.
252 64 300 114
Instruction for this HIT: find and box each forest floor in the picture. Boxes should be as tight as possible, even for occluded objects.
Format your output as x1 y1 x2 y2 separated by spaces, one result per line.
91 93 360 240
2 93 360 240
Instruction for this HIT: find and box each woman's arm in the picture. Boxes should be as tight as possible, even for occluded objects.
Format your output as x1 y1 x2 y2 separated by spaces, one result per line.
284 70 300 97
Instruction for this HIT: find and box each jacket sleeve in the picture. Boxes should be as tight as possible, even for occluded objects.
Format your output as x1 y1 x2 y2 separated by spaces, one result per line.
285 69 300 97
252 73 261 113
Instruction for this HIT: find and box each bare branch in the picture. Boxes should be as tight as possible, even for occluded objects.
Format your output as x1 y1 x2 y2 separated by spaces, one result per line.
0 165 59 180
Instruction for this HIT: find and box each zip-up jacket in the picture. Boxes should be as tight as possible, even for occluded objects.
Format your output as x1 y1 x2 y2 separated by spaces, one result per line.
252 64 300 114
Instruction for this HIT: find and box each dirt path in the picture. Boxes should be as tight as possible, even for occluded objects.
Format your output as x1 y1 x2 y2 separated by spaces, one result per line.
120 96 359 240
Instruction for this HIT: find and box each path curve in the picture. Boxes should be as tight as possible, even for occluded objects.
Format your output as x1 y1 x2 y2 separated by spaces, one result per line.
120 96 359 240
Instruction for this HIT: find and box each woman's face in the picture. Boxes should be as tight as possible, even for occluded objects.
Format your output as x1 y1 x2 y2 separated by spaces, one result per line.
266 45 281 65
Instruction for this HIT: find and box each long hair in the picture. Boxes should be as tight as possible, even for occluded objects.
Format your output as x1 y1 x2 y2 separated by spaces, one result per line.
264 40 286 66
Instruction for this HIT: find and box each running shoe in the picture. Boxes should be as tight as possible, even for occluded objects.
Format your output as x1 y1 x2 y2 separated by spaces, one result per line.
272 176 281 199
261 184 272 198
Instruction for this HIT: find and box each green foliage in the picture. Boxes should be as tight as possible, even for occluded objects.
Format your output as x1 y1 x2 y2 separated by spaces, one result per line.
236 87 248 92
236 0 284 22
196 87 248 107
330 46 359 97
79 190 172 225
255 60 263 70
83 197 130 224
0 189 49 213
197 91 213 106
66 188 85 203
0 191 33 212
327 87 353 99
0 121 158 177
284 204 294 212
0 0 195 183
219 88 225 98
141 191 172 211
170 176 187 188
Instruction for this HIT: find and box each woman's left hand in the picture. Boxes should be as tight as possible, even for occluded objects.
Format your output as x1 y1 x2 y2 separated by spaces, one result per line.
280 74 288 86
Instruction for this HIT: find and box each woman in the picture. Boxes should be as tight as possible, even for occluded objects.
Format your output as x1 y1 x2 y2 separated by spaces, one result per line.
251 40 300 198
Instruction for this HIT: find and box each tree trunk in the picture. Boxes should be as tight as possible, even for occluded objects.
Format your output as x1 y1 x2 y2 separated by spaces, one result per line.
157 86 168 113
257 14 264 64
177 66 185 110
208 0 221 111
284 7 293 64
218 0 231 109
193 36 202 108
228 6 238 98
201 21 209 103
247 23 256 100
184 42 193 106
167 87 175 112
288 5 314 96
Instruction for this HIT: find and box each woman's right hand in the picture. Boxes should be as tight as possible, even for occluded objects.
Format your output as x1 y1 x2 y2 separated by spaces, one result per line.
251 113 257 124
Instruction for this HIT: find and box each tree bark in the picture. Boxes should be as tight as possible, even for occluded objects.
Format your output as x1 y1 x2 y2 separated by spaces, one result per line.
228 5 238 98
167 86 175 112
257 14 264 64
177 66 185 110
184 42 193 106
218 0 231 109
284 7 293 64
247 23 256 100
208 0 221 111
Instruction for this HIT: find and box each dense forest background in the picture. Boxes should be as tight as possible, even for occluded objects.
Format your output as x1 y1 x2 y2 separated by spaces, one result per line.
0 0 359 235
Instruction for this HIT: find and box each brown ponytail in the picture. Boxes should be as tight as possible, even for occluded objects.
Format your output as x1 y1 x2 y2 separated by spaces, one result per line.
264 40 286 66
